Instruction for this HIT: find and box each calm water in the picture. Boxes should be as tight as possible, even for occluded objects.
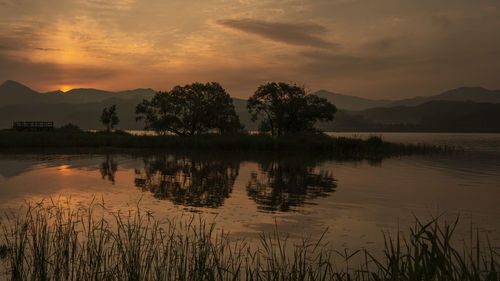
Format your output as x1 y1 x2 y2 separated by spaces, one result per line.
0 133 499 252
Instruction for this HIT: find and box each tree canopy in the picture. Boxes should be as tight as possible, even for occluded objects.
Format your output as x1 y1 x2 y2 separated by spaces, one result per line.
136 82 243 136
100 105 120 132
247 82 337 136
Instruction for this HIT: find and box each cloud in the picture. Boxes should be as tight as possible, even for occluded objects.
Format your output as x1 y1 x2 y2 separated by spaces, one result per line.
216 18 339 49
361 37 400 52
34 47 63 52
0 0 12 7
298 51 406 77
0 36 30 51
430 14 453 29
0 22 48 52
0 32 64 58
1 0 500 99
78 0 136 10
0 55 123 90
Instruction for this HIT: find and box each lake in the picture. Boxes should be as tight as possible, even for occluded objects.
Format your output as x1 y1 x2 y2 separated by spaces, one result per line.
0 133 499 253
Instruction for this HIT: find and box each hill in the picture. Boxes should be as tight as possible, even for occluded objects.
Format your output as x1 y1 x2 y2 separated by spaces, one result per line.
324 101 500 132
231 97 258 131
387 87 500 107
1 80 500 132
0 80 250 130
0 80 157 129
313 90 391 110
0 80 45 105
0 80 155 106
42 88 156 104
0 99 145 130
313 87 500 110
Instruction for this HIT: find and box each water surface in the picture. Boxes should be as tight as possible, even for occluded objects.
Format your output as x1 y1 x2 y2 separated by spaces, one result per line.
0 133 499 251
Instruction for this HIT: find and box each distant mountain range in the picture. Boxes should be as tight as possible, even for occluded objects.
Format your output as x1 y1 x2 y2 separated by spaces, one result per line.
315 87 500 111
0 80 156 105
319 101 500 132
1 80 500 132
314 90 391 111
0 80 154 129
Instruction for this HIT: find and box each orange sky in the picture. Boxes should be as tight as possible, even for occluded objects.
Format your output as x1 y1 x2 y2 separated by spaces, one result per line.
1 0 499 99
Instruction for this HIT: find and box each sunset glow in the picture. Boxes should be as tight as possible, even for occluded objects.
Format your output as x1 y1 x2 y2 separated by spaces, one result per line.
60 86 73 93
1 1 499 277
58 165 75 176
1 0 499 98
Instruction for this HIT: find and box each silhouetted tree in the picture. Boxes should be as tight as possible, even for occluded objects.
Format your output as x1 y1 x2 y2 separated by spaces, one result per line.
100 105 119 132
59 123 82 132
135 82 243 135
247 82 336 136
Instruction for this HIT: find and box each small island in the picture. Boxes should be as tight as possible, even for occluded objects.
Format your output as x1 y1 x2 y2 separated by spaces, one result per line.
0 82 448 158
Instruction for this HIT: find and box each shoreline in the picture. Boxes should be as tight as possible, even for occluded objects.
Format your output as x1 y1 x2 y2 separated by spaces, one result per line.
0 130 451 158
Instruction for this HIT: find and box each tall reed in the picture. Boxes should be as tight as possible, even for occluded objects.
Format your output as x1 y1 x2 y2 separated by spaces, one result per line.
0 201 497 281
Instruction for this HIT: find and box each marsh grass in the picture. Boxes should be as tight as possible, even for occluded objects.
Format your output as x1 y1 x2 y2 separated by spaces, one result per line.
0 130 450 158
1 201 497 281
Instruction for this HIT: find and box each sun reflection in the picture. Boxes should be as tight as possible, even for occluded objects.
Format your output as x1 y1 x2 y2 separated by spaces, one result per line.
58 165 75 176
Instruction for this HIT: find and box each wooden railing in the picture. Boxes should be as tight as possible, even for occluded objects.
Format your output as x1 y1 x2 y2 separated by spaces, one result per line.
13 121 54 131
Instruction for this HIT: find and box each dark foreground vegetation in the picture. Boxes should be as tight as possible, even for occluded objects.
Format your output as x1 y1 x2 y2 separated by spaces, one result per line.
0 81 453 157
0 129 450 158
0 202 498 281
2 80 500 132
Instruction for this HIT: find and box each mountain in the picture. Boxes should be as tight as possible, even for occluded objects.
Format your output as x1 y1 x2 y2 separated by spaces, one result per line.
0 80 155 129
314 87 500 110
0 80 156 106
1 80 500 132
359 100 500 125
0 98 146 130
387 87 500 107
117 88 156 99
0 80 45 105
41 88 156 104
322 100 500 132
0 80 249 130
232 97 259 131
239 87 500 131
314 90 391 110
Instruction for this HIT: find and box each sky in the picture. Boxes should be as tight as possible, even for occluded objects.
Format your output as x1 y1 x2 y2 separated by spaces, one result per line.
0 0 499 99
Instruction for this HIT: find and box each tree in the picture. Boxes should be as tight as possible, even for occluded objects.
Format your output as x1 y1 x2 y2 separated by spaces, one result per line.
136 82 243 136
100 105 120 133
247 82 337 136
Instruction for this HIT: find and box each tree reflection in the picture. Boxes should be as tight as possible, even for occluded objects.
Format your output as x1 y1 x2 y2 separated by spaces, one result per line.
134 154 239 208
247 159 336 212
100 154 118 184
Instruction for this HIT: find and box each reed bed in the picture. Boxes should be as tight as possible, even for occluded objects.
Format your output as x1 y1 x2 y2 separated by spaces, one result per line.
0 130 450 159
0 201 497 281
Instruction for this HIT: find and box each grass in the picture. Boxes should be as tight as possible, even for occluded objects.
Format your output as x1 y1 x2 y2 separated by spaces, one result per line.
0 201 497 281
0 130 451 158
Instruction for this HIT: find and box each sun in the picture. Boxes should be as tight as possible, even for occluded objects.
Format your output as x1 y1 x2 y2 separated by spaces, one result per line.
60 85 73 92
